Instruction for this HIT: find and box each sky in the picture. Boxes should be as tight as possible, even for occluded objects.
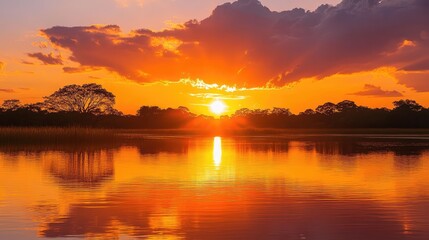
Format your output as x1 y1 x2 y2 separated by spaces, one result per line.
1 0 429 116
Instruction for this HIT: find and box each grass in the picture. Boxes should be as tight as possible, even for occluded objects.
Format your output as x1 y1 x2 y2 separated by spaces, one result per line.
1 127 429 144
0 127 117 144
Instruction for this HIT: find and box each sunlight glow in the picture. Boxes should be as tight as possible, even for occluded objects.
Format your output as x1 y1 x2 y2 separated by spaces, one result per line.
210 100 226 115
213 137 222 168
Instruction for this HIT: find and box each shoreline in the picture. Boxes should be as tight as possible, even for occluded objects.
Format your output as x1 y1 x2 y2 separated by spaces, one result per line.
2 127 429 142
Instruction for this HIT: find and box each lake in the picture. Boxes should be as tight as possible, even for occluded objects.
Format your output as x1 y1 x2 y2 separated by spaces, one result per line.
1 135 429 239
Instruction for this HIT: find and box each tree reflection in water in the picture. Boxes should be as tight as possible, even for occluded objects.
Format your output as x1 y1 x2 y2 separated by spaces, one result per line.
0 136 429 239
44 150 114 188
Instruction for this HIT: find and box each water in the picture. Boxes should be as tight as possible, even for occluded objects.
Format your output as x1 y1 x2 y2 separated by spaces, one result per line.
1 136 429 239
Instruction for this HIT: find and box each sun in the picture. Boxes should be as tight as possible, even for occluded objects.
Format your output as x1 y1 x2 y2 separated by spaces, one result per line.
210 100 227 115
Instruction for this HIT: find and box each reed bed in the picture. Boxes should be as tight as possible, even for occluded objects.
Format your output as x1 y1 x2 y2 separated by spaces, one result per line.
1 127 429 144
0 127 117 144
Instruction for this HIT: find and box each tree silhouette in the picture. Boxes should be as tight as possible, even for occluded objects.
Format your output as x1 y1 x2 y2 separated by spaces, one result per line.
178 106 190 113
43 83 117 114
233 108 253 117
23 102 45 112
316 102 337 115
1 92 429 129
137 106 162 117
336 100 358 112
1 99 21 111
393 99 423 112
300 109 316 115
271 108 291 116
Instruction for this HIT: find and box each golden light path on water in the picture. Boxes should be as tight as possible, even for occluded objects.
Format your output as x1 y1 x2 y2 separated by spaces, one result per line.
1 136 429 239
213 137 222 169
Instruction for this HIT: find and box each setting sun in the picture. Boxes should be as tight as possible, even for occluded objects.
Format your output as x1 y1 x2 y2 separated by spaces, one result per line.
2 1 429 239
210 100 226 115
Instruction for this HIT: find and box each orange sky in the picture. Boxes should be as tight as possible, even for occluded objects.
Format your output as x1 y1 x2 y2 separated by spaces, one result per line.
1 0 429 116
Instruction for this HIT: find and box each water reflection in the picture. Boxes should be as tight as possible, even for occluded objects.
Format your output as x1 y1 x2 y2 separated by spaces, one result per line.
0 136 429 239
213 137 222 168
44 150 114 188
137 139 189 155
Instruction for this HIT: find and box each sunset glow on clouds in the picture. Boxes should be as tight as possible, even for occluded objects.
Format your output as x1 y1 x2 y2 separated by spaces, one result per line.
115 0 146 7
1 0 429 115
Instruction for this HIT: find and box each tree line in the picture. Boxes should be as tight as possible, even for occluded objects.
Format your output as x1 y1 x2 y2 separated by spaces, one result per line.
1 83 429 129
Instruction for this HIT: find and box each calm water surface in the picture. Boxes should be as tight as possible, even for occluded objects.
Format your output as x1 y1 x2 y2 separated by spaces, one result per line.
1 135 429 239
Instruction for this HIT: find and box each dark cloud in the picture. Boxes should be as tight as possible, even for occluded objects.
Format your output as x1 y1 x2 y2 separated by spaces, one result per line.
396 71 429 92
28 52 63 65
0 89 15 93
63 67 82 73
352 84 403 97
402 59 429 71
21 60 34 65
40 0 429 88
62 66 96 73
63 66 100 74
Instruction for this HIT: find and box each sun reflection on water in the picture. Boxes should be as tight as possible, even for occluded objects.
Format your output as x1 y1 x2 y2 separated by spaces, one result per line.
1 137 429 239
213 137 222 169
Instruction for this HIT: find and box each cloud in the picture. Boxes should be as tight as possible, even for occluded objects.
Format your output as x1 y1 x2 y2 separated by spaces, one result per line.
0 61 4 71
396 71 429 92
402 59 429 71
40 0 429 88
114 0 146 7
63 66 97 73
0 89 15 93
28 52 63 65
189 93 247 100
63 67 83 73
352 84 403 97
21 60 34 65
180 79 238 92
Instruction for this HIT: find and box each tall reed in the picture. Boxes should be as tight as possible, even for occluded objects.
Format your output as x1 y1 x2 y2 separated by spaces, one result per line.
0 127 116 144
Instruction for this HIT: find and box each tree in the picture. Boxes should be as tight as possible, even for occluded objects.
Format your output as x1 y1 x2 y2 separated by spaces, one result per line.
271 107 291 116
23 102 45 112
137 106 162 117
336 100 358 112
1 99 21 111
233 108 253 117
252 109 270 115
393 99 423 112
300 109 316 115
43 83 116 114
316 102 337 115
178 106 190 113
